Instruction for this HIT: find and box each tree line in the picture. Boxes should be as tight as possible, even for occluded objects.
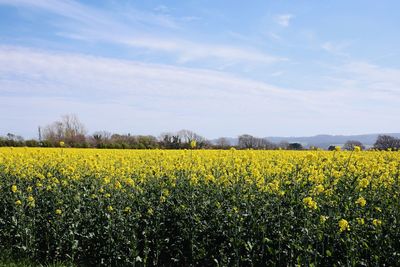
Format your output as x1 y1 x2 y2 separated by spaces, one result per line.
1 115 400 150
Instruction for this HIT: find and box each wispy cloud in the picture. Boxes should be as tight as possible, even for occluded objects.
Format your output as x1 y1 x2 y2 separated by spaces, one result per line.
1 45 399 137
322 41 351 56
1 1 399 137
275 14 293 27
0 45 293 102
0 0 284 66
121 37 286 64
154 5 170 13
267 32 282 41
338 61 400 96
0 45 297 136
0 0 180 31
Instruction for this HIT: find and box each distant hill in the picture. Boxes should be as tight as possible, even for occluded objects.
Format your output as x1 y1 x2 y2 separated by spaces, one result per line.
212 133 400 149
266 133 400 149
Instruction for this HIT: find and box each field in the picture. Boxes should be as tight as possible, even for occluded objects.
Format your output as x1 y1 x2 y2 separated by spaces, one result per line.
1 148 399 266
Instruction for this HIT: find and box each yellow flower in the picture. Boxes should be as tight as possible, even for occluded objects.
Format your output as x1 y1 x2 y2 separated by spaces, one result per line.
335 146 341 151
315 184 324 194
358 178 369 189
27 186 33 192
372 219 382 227
15 200 22 206
338 219 350 232
320 215 329 223
107 205 113 212
160 195 166 203
357 218 365 225
302 197 317 210
55 209 62 215
103 177 111 184
354 146 361 152
190 140 197 148
266 180 280 193
324 188 334 197
115 181 122 190
124 207 131 213
162 188 170 197
11 185 18 193
27 195 35 208
125 178 135 187
355 196 366 207
59 141 65 147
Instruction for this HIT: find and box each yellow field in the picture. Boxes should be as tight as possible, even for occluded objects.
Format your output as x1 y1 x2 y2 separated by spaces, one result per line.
1 147 399 265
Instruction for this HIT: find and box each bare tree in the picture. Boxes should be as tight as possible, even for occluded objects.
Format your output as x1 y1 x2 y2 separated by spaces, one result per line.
215 137 231 149
159 132 182 149
158 130 207 149
238 134 256 149
374 135 400 150
42 121 64 142
92 131 111 141
260 138 276 149
90 131 112 147
238 134 276 149
343 140 365 151
62 114 87 140
177 129 206 144
6 133 24 142
42 114 87 146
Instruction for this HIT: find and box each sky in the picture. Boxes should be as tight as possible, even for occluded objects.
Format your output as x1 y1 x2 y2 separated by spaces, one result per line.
0 0 399 139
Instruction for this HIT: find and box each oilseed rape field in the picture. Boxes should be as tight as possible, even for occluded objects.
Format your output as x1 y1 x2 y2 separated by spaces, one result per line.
1 148 399 266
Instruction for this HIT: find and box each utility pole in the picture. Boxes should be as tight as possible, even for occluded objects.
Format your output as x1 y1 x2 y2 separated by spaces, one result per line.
38 126 42 141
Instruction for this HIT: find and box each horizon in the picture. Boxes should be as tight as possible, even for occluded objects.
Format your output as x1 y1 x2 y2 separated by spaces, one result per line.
1 1 399 138
2 122 400 141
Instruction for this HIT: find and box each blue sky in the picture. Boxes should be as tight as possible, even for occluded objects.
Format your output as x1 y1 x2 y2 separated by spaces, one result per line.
0 0 399 138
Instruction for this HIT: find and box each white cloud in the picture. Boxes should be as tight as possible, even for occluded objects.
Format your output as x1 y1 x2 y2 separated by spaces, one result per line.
337 61 400 97
267 32 282 41
0 46 292 101
0 45 299 137
0 0 175 28
154 5 169 13
0 0 283 65
322 41 351 55
275 14 293 27
122 37 286 64
1 46 400 138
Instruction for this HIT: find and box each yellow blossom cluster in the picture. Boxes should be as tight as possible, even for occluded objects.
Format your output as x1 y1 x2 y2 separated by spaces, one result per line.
0 147 397 265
